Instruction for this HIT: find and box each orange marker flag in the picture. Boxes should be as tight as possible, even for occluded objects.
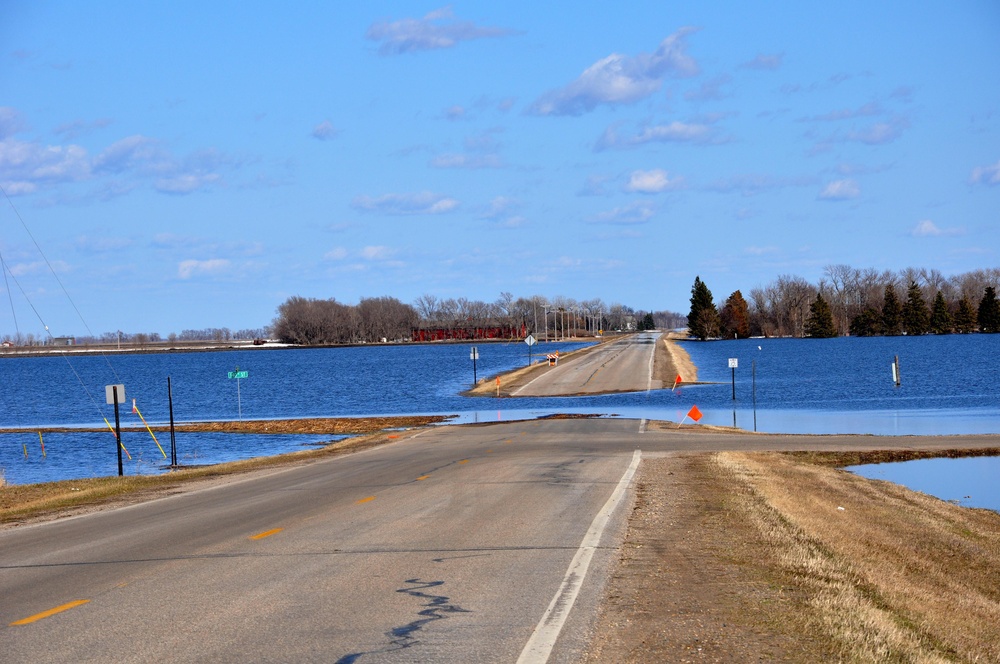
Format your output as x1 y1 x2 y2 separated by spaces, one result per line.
672 374 682 390
688 405 703 422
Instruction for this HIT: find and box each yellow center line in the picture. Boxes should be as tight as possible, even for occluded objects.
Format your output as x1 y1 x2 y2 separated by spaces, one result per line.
458 459 470 464
485 449 494 453
10 600 90 626
355 495 376 504
249 527 283 540
416 475 431 481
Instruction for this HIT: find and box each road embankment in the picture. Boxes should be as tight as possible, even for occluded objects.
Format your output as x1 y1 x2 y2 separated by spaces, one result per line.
466 332 698 397
584 448 1000 662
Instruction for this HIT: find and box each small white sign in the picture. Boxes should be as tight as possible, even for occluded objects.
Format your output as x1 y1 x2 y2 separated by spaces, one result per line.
728 358 739 369
470 347 479 360
105 384 126 404
524 334 536 346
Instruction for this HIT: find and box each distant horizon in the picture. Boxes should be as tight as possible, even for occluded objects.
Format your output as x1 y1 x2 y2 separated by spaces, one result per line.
2 2 998 337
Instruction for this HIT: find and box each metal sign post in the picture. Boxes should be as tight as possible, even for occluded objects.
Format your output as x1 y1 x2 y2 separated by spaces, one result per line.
728 358 738 400
470 347 479 385
228 367 249 421
105 384 125 476
168 376 177 467
524 334 536 365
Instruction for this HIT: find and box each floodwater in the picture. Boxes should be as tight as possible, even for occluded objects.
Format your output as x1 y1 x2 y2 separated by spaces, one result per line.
1 334 999 485
848 456 1000 512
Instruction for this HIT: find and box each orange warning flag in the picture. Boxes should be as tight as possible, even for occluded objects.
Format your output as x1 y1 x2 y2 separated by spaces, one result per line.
687 405 703 422
675 374 683 384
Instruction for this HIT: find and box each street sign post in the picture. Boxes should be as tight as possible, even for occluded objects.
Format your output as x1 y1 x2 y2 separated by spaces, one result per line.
105 384 125 476
728 358 738 401
470 347 479 385
524 334 536 365
228 366 248 421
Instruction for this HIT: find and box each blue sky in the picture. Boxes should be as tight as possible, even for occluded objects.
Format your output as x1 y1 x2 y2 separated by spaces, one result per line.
2 1 999 337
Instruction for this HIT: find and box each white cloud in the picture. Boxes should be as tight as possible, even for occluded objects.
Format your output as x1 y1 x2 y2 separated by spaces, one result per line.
819 179 860 200
804 102 881 122
360 245 395 260
324 247 348 260
971 160 1000 185
0 137 90 190
366 7 516 55
311 120 339 140
352 191 459 215
911 220 964 237
0 118 228 198
529 28 700 116
92 135 169 174
742 53 783 70
744 246 780 255
0 106 27 139
177 259 230 279
155 172 221 194
10 260 70 277
590 201 655 224
847 120 906 145
685 75 732 102
624 169 684 194
595 120 718 150
430 153 502 169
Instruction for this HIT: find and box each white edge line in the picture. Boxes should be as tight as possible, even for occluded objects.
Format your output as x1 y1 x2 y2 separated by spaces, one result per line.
645 332 657 392
516 449 642 664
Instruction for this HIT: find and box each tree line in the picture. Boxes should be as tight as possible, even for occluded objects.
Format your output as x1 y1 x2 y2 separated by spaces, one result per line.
271 293 685 345
687 266 1000 340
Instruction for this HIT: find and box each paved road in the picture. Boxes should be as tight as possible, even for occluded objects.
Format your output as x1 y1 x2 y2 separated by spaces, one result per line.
513 332 662 396
4 419 998 662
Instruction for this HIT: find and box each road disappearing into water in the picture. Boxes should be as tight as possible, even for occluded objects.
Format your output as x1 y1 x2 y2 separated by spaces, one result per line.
512 332 664 396
6 416 998 662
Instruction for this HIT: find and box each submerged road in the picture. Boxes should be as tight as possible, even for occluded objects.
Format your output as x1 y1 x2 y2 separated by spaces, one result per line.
512 332 663 396
4 419 998 663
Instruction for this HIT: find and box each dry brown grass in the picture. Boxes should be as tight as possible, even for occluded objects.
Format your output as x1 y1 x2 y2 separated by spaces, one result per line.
715 451 1000 662
1 416 447 525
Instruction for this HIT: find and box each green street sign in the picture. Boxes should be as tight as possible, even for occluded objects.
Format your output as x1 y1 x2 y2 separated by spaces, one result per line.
228 370 249 379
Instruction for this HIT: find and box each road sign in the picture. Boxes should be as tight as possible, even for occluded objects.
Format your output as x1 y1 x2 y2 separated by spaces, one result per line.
228 370 249 379
470 347 479 360
105 384 125 404
524 334 536 346
728 358 739 368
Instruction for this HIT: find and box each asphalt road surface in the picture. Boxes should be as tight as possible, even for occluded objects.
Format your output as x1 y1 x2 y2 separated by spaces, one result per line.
512 332 663 396
5 418 998 663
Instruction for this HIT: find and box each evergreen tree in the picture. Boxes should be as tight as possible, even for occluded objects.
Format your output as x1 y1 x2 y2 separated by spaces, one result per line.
955 296 978 333
979 286 1000 333
882 284 902 336
688 276 719 340
636 312 655 331
901 281 929 335
849 307 882 336
719 290 751 339
804 293 837 338
929 291 954 334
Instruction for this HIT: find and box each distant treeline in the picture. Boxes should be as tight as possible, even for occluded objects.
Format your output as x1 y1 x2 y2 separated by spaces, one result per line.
688 266 1000 340
271 293 686 345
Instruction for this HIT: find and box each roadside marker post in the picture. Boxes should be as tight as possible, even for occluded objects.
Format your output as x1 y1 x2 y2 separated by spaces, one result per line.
105 384 125 476
228 367 248 421
470 347 479 385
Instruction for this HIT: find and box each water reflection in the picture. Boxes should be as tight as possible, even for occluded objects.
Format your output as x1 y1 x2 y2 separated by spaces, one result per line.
848 456 1000 512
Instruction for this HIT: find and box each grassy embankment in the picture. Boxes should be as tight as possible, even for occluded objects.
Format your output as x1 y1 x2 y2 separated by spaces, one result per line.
0 416 447 525
590 448 1000 662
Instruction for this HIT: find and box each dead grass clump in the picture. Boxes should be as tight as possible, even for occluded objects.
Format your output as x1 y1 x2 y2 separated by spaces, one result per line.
715 451 1000 662
0 427 423 525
